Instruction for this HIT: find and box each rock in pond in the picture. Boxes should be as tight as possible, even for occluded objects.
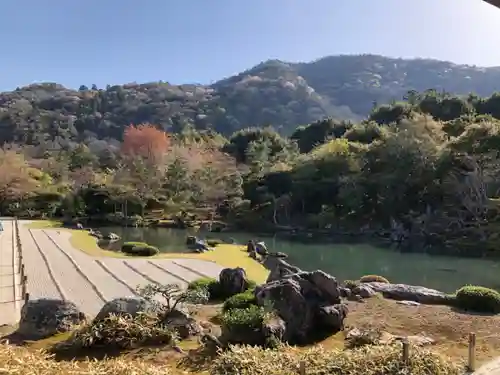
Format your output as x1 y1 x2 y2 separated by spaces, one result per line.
104 232 120 241
18 299 86 339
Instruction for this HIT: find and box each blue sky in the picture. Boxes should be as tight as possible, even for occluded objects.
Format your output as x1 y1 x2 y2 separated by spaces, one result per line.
1 0 500 91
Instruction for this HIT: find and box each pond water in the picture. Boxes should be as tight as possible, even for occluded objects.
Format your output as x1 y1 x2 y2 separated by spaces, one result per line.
96 226 500 293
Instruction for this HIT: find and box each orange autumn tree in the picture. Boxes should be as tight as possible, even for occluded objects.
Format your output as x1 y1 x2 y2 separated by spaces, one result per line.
120 124 170 218
121 123 170 163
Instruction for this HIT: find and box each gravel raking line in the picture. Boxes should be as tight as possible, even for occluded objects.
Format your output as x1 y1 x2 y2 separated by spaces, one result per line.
29 230 105 316
16 224 224 318
45 231 137 301
21 226 64 300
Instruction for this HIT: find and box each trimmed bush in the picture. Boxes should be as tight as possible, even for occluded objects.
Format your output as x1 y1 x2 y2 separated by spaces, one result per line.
121 242 159 256
220 305 266 333
455 285 500 313
121 241 148 252
223 291 257 312
187 277 223 300
188 277 217 291
359 274 390 284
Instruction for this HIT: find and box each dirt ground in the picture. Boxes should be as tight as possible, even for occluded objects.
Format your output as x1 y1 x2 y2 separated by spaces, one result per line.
320 297 500 365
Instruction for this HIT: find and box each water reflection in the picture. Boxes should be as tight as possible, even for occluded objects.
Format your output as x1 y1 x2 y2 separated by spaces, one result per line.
96 226 500 293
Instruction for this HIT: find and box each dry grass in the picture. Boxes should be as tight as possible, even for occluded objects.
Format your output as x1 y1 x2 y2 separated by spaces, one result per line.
25 220 269 283
0 341 171 375
212 344 462 375
2 298 500 374
317 297 500 366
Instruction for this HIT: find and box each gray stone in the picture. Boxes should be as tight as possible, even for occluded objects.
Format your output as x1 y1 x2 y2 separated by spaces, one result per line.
105 232 120 241
219 267 249 297
255 271 346 343
161 308 201 339
18 299 86 339
95 297 156 321
339 287 352 298
262 315 286 343
318 304 349 331
353 284 377 298
397 300 421 307
364 282 452 305
255 241 269 256
264 257 302 283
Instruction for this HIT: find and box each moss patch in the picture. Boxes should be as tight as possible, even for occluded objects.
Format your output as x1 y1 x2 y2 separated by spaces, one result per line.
25 220 63 229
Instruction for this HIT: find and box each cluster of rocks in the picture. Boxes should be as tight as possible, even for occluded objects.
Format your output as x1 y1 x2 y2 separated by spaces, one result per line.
88 228 120 241
247 256 349 344
16 296 201 341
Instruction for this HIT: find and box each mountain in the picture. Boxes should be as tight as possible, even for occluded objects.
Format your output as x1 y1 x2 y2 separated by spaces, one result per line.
2 54 500 148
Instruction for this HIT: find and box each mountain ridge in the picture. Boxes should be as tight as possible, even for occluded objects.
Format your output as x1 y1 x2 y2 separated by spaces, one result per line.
2 54 500 148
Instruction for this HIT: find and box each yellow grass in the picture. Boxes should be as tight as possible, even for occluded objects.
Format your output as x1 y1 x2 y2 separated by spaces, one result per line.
0 342 172 375
24 220 269 283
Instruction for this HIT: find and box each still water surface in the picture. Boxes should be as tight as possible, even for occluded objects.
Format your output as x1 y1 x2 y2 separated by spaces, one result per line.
96 226 500 293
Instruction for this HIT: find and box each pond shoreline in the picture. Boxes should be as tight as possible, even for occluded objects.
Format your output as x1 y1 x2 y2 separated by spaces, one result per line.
83 218 500 261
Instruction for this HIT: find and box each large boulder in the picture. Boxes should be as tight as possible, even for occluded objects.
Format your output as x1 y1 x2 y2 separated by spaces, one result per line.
18 299 86 339
363 282 452 305
219 267 250 297
94 297 156 321
255 269 346 343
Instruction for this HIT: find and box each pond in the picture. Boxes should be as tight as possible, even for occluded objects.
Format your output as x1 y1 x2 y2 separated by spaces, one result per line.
96 226 500 293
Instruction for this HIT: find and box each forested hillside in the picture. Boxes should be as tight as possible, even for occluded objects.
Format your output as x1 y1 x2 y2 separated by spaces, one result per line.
2 54 500 151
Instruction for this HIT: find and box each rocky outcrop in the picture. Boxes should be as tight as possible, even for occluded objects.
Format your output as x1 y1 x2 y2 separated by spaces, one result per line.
17 299 86 339
255 268 347 343
363 282 453 305
94 297 156 321
263 257 302 283
219 267 250 297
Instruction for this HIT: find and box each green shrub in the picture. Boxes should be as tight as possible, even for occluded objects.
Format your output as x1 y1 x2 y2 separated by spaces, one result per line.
121 242 148 252
121 243 159 256
246 279 257 291
359 275 390 284
455 285 500 313
220 305 266 333
223 291 257 312
187 277 223 300
343 279 360 290
188 277 217 291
